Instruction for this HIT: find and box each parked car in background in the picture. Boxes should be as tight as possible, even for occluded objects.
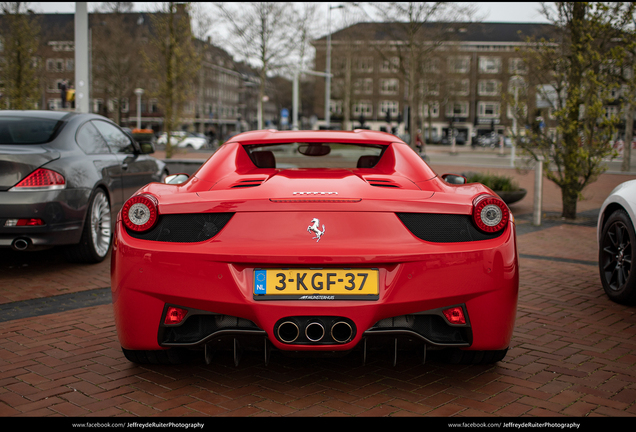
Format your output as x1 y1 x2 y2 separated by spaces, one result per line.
157 131 208 150
598 179 636 305
0 110 167 263
112 129 518 366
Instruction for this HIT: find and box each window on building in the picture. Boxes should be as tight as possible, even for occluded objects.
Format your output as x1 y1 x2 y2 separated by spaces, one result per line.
478 101 500 118
353 101 373 117
66 59 74 71
329 100 343 115
379 100 399 116
420 102 440 118
445 101 469 117
47 79 65 93
508 58 526 74
380 78 399 95
47 58 64 72
380 57 399 73
355 56 374 73
93 98 104 114
107 98 130 113
448 56 470 73
354 78 373 95
478 79 501 96
149 99 159 114
478 56 501 74
604 105 620 120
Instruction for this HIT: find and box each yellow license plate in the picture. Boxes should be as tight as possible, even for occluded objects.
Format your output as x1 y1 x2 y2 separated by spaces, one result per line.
254 268 379 300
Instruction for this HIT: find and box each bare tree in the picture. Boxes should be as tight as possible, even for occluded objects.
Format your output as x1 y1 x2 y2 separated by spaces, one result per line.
189 3 217 134
91 12 145 125
215 2 301 129
94 2 134 13
0 2 41 109
366 2 478 149
143 2 200 158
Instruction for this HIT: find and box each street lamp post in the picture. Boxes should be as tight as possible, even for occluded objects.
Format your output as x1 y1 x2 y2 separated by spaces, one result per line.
134 88 144 129
325 4 344 130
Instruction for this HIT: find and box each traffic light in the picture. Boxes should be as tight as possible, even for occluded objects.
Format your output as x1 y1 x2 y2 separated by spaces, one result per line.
397 112 403 124
385 109 391 124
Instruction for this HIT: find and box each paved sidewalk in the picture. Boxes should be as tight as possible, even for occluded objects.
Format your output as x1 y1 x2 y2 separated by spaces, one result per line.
0 164 635 417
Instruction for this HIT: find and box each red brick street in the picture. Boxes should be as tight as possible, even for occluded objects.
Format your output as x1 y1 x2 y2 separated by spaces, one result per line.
1 154 635 417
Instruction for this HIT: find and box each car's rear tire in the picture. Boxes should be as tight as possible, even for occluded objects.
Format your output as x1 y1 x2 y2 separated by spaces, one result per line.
599 209 636 304
438 348 508 365
64 188 112 263
122 347 192 365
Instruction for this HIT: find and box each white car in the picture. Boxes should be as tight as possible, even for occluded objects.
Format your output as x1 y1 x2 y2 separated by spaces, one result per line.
157 131 208 150
598 179 636 304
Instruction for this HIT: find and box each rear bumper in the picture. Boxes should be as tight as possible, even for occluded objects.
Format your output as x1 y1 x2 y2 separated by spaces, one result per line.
111 220 518 353
0 188 91 247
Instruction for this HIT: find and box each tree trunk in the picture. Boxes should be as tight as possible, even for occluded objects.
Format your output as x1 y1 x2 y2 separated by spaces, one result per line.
622 103 633 172
561 186 578 219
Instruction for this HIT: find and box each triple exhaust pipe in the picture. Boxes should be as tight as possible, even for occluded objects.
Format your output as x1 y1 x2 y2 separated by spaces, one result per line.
277 317 355 344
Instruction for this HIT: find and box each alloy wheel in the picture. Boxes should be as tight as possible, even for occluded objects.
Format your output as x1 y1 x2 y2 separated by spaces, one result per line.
90 191 112 258
601 220 633 291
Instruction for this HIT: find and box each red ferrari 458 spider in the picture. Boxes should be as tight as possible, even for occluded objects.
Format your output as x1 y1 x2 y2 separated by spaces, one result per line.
111 130 518 366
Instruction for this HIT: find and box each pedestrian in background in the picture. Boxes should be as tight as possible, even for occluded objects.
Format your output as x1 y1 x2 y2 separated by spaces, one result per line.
66 85 75 109
60 80 67 108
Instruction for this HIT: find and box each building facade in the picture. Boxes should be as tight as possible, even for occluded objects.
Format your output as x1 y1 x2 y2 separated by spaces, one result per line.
312 22 557 145
0 10 267 141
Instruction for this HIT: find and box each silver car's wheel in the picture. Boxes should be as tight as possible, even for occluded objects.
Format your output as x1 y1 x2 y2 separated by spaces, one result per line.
65 189 112 263
90 190 112 258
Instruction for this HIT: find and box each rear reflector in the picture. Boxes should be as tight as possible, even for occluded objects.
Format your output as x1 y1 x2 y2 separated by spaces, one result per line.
443 307 466 325
4 218 45 227
11 168 65 191
164 306 188 325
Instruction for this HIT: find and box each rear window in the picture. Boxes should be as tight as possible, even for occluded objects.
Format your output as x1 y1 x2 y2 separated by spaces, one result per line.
243 142 385 169
0 117 65 145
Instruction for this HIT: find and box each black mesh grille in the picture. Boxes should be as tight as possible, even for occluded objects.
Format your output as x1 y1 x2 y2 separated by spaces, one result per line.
370 314 470 344
397 213 502 243
161 314 262 344
127 213 234 243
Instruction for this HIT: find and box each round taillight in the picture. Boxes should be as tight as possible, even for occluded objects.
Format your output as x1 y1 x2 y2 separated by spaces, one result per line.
472 194 509 233
122 194 158 232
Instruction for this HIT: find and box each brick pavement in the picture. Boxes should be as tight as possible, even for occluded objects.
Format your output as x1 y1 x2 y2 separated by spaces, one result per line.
0 166 635 418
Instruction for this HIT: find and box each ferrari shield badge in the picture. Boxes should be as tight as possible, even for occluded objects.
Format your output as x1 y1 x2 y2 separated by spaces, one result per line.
307 218 325 242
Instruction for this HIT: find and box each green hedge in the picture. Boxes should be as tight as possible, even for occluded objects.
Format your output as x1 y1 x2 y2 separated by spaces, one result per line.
463 172 521 192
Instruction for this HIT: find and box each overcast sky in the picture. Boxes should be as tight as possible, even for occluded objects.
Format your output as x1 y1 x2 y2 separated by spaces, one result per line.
31 2 550 23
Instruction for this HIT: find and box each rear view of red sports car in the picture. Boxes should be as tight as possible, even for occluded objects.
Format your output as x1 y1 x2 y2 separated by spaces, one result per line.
111 130 518 366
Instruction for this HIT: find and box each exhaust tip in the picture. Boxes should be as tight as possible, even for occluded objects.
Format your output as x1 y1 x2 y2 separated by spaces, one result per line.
331 321 353 344
277 321 300 343
305 322 325 342
12 238 30 251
